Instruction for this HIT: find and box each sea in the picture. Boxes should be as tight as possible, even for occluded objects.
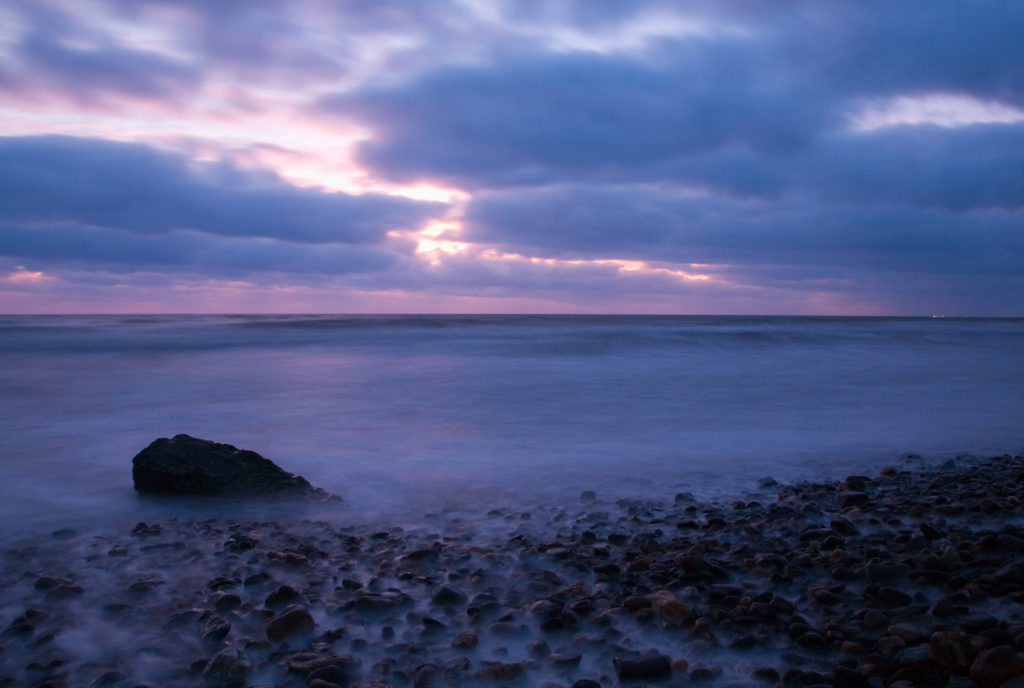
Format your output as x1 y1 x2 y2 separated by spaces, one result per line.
1 314 1022 538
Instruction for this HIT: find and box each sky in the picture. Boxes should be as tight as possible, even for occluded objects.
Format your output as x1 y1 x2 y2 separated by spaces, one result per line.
1 1 1022 315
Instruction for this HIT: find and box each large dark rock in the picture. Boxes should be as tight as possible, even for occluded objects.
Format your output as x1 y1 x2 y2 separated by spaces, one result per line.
132 434 334 500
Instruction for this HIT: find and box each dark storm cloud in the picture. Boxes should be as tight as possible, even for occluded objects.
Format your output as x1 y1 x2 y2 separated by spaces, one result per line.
323 45 836 189
657 125 1024 210
0 222 397 277
319 1 1024 192
463 185 1024 276
0 136 445 244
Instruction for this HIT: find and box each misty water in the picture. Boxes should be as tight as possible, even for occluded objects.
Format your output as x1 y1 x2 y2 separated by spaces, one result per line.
1 314 1022 539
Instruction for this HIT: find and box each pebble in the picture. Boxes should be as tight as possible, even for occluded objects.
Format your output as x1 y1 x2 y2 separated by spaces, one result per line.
266 605 315 642
201 646 250 685
613 653 672 680
451 630 478 649
970 645 1023 688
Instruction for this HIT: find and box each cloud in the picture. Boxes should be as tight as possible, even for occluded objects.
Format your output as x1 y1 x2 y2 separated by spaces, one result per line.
0 222 398 278
0 136 446 244
316 0 1024 200
462 184 1024 278
322 45 835 190
15 32 199 103
3 1 1023 314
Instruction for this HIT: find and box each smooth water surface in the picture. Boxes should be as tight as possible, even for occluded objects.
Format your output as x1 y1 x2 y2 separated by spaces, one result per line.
1 315 1022 535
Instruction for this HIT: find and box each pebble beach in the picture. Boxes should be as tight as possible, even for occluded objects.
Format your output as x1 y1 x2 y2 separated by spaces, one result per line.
2 452 1024 688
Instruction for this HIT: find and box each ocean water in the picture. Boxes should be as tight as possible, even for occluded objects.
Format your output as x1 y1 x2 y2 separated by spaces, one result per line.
1 314 1022 536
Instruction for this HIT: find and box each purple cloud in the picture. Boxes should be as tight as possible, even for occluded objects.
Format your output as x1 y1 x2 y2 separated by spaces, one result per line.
0 136 446 244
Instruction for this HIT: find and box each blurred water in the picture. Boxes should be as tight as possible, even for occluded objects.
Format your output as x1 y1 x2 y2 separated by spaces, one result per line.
1 315 1022 535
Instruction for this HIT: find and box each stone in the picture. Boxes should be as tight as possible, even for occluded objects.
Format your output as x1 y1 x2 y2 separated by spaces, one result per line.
214 593 241 614
286 651 357 674
877 586 912 607
961 614 999 634
995 561 1024 584
929 631 991 673
970 645 1022 688
266 584 303 609
839 492 870 508
266 605 315 642
657 599 695 626
431 585 467 606
473 662 524 681
202 615 231 643
451 630 478 649
887 623 922 644
308 664 349 686
202 647 251 685
832 664 870 688
613 653 672 680
413 664 442 688
132 434 333 499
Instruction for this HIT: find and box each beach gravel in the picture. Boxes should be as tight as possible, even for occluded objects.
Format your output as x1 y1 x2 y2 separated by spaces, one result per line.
1 452 1024 686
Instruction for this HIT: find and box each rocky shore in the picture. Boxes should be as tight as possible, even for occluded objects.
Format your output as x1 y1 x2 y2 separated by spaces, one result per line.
2 453 1023 688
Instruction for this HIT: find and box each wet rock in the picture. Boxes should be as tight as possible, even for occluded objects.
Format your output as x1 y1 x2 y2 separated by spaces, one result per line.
309 664 349 686
224 533 258 552
571 680 601 688
995 561 1024 584
832 664 870 688
548 653 582 667
839 492 870 508
580 490 597 503
266 605 315 642
309 681 343 688
888 623 922 644
431 585 467 606
486 621 527 638
657 599 695 626
877 586 912 607
528 640 550 658
131 434 334 499
244 571 272 587
214 593 242 614
970 645 1022 688
929 631 991 673
349 592 413 615
796 631 829 650
131 522 161 537
961 614 999 634
613 653 672 680
473 661 524 682
451 630 478 650
266 584 304 609
202 646 251 685
413 664 442 688
286 651 357 675
202 615 231 643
